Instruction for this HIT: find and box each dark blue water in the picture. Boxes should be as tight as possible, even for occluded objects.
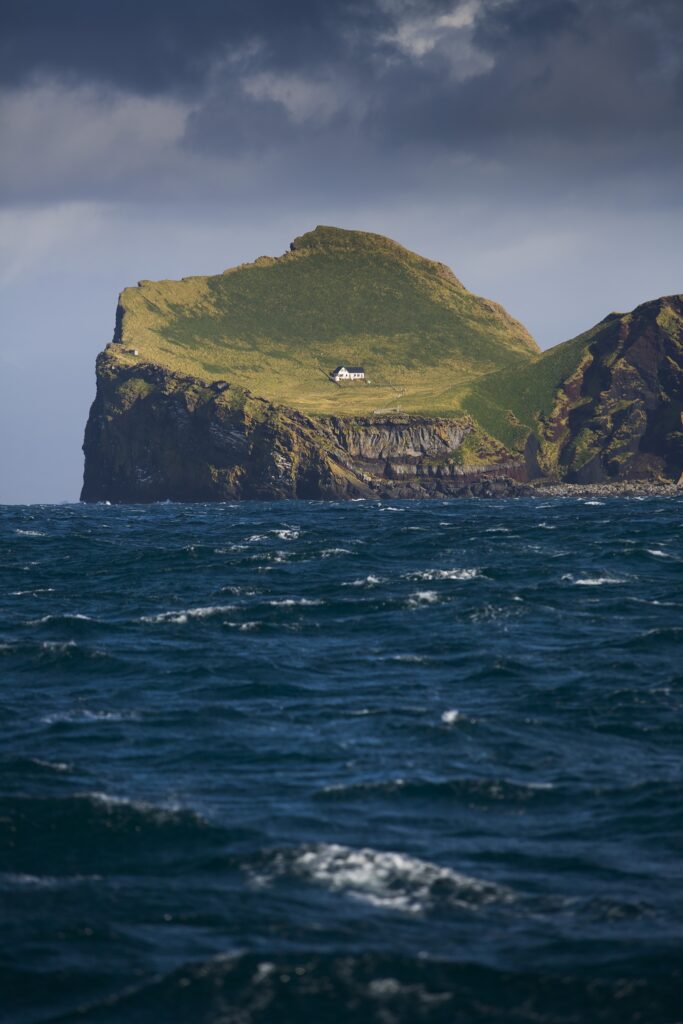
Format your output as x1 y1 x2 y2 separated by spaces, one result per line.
1 498 682 1023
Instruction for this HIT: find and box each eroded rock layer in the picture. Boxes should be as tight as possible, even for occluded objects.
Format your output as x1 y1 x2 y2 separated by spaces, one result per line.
81 353 528 501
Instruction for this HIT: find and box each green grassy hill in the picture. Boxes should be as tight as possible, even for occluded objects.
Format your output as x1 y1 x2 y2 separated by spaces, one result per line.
112 226 539 417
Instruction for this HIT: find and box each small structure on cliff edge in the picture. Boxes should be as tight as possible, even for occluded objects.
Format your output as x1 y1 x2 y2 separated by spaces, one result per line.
331 365 365 382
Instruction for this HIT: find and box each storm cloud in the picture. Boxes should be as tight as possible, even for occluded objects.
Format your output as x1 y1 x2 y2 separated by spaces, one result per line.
1 0 682 500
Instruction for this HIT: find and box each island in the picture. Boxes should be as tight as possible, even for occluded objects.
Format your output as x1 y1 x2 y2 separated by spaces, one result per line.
81 226 683 501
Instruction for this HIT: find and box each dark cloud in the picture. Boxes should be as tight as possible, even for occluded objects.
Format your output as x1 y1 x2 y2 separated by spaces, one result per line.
1 0 681 210
0 0 379 93
2 0 682 171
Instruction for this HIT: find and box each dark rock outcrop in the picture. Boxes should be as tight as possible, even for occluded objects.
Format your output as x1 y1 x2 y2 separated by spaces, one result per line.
81 351 529 502
538 296 683 483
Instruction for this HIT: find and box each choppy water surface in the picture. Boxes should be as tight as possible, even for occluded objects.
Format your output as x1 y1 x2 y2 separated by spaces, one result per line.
1 498 682 1024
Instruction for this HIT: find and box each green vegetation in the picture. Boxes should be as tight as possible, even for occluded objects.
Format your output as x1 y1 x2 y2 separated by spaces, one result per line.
112 226 538 418
462 322 607 448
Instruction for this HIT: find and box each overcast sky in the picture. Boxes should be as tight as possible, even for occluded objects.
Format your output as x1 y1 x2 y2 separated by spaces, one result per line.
1 0 682 501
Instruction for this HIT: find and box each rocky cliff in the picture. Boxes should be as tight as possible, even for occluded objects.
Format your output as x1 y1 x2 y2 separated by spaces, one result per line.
537 296 683 483
82 351 529 501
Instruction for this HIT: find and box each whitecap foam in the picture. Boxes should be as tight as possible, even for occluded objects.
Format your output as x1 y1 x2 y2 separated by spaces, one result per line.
441 709 460 724
141 604 235 624
268 598 323 607
583 500 605 506
409 590 439 605
0 872 102 888
84 791 205 825
11 588 56 596
573 577 626 585
272 529 300 540
343 575 384 587
646 548 671 558
41 709 139 724
30 757 71 772
15 529 46 537
320 548 352 557
28 612 92 625
407 568 481 582
256 843 513 914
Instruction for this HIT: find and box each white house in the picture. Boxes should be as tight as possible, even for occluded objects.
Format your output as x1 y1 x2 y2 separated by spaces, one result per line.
331 365 365 383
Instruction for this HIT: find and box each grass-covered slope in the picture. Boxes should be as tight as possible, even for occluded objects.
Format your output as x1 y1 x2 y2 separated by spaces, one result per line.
111 226 539 416
462 322 603 449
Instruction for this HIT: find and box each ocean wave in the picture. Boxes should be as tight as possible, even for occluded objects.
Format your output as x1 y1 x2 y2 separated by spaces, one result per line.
268 598 323 607
41 950 682 1024
0 872 102 889
441 709 460 724
0 791 211 864
408 590 440 606
342 574 384 587
406 568 481 581
141 604 236 624
11 588 55 596
77 791 208 829
27 612 93 625
562 574 626 586
41 708 140 724
15 528 46 537
318 776 557 805
252 843 513 914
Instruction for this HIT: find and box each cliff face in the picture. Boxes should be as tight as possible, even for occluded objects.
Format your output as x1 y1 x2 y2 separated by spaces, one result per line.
538 296 683 483
81 352 528 502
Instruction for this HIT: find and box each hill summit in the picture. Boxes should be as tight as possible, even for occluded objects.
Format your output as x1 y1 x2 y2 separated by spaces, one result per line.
111 225 538 417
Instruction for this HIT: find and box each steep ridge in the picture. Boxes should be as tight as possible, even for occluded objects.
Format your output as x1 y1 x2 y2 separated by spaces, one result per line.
466 295 683 482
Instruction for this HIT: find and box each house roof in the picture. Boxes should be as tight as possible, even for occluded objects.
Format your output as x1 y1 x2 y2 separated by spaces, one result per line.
331 365 365 374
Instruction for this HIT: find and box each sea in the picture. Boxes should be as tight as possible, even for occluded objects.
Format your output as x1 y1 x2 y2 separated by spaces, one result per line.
1 497 682 1024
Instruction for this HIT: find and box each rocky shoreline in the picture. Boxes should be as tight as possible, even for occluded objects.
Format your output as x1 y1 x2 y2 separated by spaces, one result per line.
521 480 682 499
